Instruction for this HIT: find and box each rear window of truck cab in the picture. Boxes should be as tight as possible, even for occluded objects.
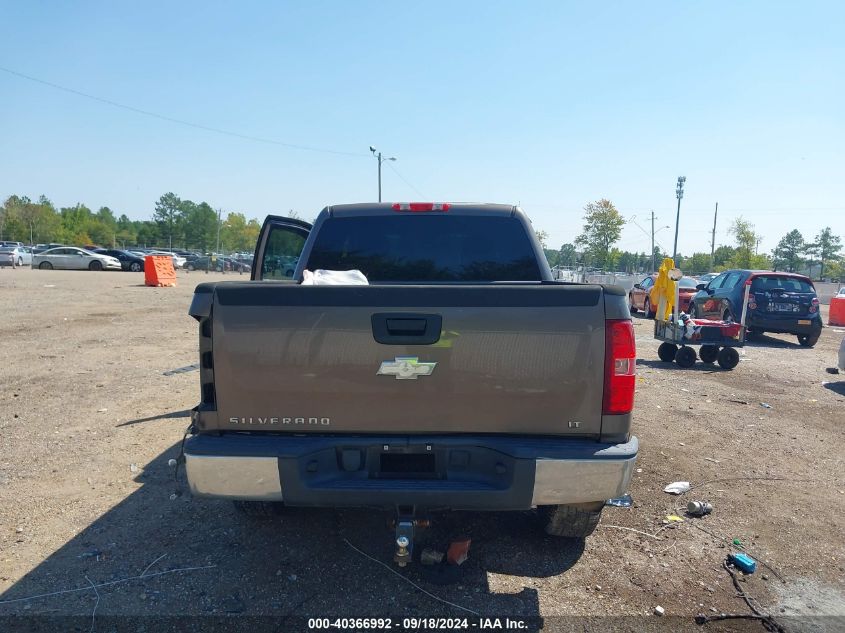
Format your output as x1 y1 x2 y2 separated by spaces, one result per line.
750 275 814 293
306 215 542 282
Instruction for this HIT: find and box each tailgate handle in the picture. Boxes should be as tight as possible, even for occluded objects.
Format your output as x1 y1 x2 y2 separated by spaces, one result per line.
371 313 442 345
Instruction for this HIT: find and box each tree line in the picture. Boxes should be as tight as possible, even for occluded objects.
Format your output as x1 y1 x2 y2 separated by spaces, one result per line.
0 193 263 254
539 199 843 281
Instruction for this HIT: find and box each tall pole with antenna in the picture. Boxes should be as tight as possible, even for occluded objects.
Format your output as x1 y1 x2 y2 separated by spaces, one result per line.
651 210 655 274
709 202 718 272
672 176 686 262
369 146 396 202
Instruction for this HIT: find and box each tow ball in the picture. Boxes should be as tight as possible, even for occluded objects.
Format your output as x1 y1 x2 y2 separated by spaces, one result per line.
392 513 430 567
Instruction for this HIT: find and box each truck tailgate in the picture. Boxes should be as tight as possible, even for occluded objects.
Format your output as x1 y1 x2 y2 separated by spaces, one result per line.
207 284 606 436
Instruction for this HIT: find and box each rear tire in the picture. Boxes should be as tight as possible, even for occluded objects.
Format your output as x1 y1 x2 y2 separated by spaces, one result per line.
539 503 602 538
699 345 719 364
798 333 819 347
657 342 677 362
674 346 697 368
717 347 740 369
39 261 53 270
645 298 656 319
628 294 638 314
187 263 196 271
17 257 23 267
130 261 142 272
722 309 732 322
233 500 284 517
89 260 103 271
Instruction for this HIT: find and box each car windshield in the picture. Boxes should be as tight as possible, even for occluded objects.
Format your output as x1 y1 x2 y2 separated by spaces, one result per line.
750 275 814 293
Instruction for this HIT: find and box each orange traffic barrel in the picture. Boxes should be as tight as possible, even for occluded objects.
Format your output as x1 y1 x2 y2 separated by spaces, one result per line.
830 295 845 326
144 255 177 287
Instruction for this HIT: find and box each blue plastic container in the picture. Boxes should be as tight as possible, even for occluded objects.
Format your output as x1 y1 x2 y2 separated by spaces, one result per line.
728 552 757 574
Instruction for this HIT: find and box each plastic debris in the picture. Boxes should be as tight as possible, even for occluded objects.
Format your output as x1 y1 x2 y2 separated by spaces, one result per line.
446 538 471 566
687 501 713 517
664 481 691 495
728 552 757 574
130 463 139 473
665 515 685 522
654 606 665 616
732 538 743 546
420 549 444 566
167 458 177 468
605 494 633 507
759 402 772 409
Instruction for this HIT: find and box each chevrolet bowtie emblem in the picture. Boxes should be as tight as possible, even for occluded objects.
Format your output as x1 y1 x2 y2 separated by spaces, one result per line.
377 356 437 380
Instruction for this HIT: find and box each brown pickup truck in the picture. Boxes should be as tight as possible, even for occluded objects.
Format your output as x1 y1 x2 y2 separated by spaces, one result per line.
184 203 637 562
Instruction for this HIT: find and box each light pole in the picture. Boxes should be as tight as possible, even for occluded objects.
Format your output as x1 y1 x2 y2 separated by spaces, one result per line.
216 208 223 256
672 176 686 262
369 146 396 202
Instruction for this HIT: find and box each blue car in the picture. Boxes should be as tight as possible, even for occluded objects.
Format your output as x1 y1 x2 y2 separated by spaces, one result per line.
689 269 822 347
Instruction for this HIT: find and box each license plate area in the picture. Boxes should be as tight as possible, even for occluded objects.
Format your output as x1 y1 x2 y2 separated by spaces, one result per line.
377 452 438 479
771 303 799 312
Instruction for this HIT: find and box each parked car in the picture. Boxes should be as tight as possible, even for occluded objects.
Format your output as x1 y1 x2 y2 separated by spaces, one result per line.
629 274 699 317
0 246 32 267
94 249 145 272
0 241 24 248
689 270 823 346
31 247 121 271
185 255 220 271
148 251 186 269
184 203 638 557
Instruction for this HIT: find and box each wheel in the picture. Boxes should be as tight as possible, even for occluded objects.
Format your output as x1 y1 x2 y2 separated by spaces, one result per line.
797 333 820 347
645 298 656 319
129 261 142 272
699 345 719 364
233 500 284 517
16 257 23 267
89 260 103 271
746 328 762 341
187 263 196 271
717 347 740 369
538 503 603 538
674 346 697 368
690 303 700 318
722 309 732 322
657 342 678 362
39 261 53 270
628 294 638 314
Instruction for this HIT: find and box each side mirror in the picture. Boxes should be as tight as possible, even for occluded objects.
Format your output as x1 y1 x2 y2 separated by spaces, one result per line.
634 283 642 290
696 283 706 291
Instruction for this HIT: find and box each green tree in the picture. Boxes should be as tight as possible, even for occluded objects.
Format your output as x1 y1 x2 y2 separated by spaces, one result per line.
726 217 761 269
558 243 578 267
575 199 625 270
682 252 712 274
154 192 182 249
772 229 805 272
806 227 842 279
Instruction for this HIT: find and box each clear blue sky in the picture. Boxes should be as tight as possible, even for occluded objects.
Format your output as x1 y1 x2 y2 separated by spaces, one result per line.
1 1 843 256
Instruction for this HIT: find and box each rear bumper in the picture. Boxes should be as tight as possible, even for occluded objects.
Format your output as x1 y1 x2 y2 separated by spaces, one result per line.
184 434 638 510
747 313 822 335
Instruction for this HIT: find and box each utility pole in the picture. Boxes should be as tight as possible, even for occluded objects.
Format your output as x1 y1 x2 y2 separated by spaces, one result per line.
709 202 718 272
215 208 222 255
672 176 686 262
369 146 396 202
651 211 655 274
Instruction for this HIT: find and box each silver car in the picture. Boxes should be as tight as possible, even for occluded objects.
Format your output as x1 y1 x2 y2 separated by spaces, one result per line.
0 246 33 267
31 247 121 271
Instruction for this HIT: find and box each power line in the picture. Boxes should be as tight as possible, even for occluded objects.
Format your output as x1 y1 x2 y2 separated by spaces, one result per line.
0 65 365 157
385 161 428 200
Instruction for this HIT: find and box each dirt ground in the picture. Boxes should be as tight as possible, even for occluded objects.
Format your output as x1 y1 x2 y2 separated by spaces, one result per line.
1 268 843 632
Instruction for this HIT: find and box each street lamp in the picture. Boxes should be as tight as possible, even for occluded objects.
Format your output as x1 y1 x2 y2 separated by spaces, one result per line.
369 146 396 202
672 176 686 261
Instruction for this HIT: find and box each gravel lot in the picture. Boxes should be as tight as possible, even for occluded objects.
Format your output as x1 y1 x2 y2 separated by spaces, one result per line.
1 268 843 632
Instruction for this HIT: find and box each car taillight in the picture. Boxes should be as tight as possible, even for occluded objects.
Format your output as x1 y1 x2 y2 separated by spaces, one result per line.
603 319 636 415
809 298 819 313
391 202 450 212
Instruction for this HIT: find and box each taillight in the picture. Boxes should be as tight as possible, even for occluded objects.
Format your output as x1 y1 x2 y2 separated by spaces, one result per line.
391 202 450 212
748 293 757 310
603 319 636 415
809 298 819 313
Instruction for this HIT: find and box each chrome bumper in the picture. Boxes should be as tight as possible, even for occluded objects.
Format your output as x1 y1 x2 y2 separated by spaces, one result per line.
531 449 637 506
185 454 283 501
